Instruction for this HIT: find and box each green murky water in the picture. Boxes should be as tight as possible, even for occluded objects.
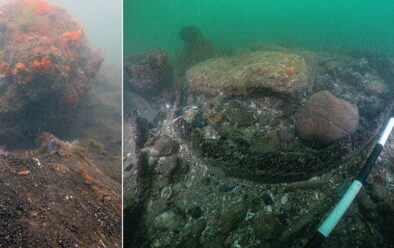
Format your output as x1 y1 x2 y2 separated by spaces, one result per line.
124 0 394 56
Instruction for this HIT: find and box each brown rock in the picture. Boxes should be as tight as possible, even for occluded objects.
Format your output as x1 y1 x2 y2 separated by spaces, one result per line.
296 90 359 143
253 213 283 241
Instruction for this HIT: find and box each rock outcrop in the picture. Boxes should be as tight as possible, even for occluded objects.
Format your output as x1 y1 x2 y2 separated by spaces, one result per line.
124 50 173 97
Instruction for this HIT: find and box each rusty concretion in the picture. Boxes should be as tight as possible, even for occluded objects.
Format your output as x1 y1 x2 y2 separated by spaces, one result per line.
0 0 104 144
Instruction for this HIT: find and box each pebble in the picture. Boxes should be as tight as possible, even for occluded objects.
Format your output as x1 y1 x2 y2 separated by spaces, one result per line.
262 193 274 205
156 155 178 178
176 158 190 175
280 194 288 205
370 184 389 202
160 186 172 199
186 205 203 219
358 191 379 221
182 218 207 247
220 199 249 234
148 156 157 166
245 210 256 221
219 183 237 193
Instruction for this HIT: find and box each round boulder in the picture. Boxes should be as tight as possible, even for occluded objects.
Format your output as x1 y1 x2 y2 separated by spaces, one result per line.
296 90 359 144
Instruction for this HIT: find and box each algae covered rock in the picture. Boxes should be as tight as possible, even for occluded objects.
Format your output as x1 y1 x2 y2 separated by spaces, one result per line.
186 51 317 97
124 50 173 97
296 90 359 143
0 0 104 144
0 0 104 143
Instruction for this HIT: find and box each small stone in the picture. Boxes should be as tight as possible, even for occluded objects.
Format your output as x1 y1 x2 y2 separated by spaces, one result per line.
357 191 379 221
220 199 249 234
219 183 237 193
361 97 385 119
17 170 31 176
253 213 283 241
154 210 183 230
364 79 388 96
156 155 178 178
262 193 274 205
124 91 158 120
181 218 207 247
280 194 288 205
0 147 9 157
370 184 389 202
245 210 256 221
150 137 180 157
175 158 190 175
222 100 256 127
160 186 172 199
186 205 203 219
148 156 157 166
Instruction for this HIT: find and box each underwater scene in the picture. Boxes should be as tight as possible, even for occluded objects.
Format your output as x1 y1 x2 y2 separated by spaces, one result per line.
0 0 121 246
124 1 394 247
